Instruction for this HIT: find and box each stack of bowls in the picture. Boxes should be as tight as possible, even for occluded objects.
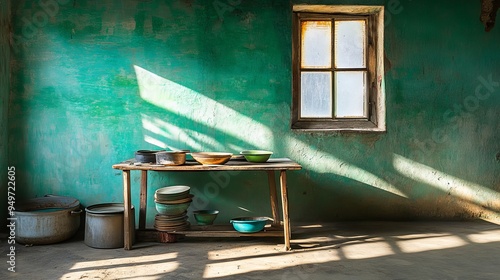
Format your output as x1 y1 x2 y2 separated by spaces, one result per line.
154 213 190 232
154 185 192 232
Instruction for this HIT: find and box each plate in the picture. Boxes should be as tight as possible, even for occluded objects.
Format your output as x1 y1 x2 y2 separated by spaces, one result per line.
155 215 188 222
155 185 190 195
155 195 193 205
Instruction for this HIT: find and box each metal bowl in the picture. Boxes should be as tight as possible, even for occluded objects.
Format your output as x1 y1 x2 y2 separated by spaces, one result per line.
155 151 186 166
191 152 233 165
135 150 160 163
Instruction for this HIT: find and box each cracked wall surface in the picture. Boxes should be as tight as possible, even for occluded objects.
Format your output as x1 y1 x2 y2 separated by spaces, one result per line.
481 0 500 31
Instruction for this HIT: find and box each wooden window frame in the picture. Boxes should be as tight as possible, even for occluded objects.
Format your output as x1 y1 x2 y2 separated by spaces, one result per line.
292 5 386 132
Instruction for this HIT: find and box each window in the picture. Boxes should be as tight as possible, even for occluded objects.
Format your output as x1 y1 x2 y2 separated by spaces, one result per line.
292 5 385 131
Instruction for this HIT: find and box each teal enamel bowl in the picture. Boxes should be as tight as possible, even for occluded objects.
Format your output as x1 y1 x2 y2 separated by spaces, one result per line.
230 217 268 233
240 150 273 163
193 210 219 225
155 201 191 216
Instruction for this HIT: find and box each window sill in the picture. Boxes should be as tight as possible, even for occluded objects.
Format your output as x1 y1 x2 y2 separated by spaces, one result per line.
291 120 386 132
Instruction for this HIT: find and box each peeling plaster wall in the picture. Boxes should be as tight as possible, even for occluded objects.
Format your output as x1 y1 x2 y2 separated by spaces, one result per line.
6 0 500 224
481 0 500 31
1 0 11 226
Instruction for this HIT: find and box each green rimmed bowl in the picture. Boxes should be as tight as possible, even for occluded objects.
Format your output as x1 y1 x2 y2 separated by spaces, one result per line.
240 150 273 163
193 210 219 225
155 201 191 216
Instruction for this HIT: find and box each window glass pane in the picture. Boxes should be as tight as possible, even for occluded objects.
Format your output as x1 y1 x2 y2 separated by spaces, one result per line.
301 72 332 118
301 21 332 68
335 71 366 118
335 20 366 68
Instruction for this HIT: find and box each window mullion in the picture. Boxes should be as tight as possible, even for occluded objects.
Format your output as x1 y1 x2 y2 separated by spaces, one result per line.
331 18 336 120
364 17 370 119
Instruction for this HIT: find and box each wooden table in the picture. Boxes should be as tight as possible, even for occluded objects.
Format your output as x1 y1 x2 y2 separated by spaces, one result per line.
112 158 302 250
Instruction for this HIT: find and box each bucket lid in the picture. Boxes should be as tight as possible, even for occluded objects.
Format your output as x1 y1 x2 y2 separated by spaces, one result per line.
86 203 133 214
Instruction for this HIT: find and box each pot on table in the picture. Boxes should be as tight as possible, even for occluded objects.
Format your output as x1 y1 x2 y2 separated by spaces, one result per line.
155 151 187 165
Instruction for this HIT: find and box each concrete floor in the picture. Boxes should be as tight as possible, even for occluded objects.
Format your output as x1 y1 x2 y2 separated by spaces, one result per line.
2 221 500 280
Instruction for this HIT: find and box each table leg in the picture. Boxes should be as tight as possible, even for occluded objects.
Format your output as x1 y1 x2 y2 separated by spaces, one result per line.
267 171 280 226
139 170 148 230
123 170 132 250
279 170 291 251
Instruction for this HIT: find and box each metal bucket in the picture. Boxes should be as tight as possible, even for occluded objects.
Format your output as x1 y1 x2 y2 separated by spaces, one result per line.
84 203 135 249
14 195 82 245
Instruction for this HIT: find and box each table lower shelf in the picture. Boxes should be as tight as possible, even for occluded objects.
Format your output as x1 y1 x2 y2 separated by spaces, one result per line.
136 224 284 243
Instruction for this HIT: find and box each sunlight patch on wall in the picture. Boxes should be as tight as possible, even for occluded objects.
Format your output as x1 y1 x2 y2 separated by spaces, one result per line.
134 65 273 150
140 113 218 151
143 135 168 149
238 206 252 213
392 154 500 211
285 136 409 198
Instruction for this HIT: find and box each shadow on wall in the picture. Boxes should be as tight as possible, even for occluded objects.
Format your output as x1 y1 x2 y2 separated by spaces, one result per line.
7 0 500 224
133 66 500 224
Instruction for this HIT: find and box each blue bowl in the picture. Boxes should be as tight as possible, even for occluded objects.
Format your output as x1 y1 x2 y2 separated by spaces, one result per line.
230 217 269 233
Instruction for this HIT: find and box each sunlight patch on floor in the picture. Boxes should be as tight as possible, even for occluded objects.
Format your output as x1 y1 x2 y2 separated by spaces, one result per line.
69 252 178 270
340 238 395 260
467 229 500 243
61 252 179 280
397 235 467 254
203 249 338 278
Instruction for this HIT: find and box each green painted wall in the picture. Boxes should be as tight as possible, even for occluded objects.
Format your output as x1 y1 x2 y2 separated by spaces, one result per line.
6 0 500 226
1 0 10 226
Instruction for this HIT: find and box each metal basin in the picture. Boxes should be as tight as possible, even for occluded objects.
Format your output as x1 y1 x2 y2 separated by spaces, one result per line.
14 195 82 245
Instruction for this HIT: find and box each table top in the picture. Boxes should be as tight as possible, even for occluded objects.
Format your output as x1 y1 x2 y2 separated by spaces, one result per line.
113 158 302 172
